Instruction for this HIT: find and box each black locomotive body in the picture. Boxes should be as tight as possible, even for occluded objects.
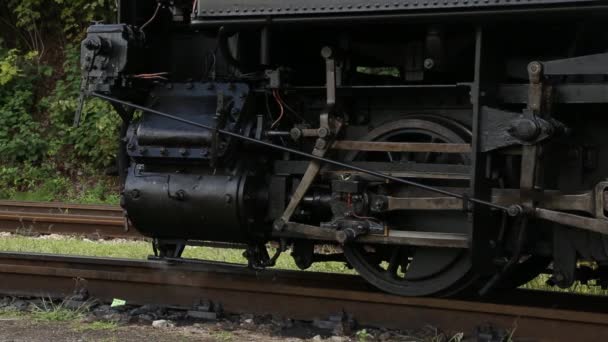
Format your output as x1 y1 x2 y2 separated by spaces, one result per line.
80 0 608 296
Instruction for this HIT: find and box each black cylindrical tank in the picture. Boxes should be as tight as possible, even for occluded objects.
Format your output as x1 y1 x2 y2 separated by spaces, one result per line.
122 167 268 242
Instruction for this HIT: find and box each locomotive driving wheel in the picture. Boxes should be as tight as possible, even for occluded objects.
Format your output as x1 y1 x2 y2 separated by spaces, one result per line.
343 116 477 296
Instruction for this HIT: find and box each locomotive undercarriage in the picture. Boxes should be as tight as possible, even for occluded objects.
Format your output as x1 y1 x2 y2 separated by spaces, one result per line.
79 0 608 296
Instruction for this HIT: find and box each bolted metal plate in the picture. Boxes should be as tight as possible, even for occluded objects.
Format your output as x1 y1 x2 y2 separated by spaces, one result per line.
195 0 600 18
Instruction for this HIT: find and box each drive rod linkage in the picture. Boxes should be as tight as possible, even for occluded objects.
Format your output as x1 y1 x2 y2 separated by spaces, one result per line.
92 92 513 214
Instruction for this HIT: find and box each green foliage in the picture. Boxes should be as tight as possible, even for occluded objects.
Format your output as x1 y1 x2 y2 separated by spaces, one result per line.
31 297 87 322
356 329 371 342
4 0 115 39
0 46 48 163
0 2 120 202
42 45 120 169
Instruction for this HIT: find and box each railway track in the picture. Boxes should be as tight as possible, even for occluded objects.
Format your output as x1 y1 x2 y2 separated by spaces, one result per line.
0 252 607 341
1 201 608 340
0 200 139 239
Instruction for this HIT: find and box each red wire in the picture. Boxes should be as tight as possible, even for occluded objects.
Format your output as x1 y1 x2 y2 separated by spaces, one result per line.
271 90 285 129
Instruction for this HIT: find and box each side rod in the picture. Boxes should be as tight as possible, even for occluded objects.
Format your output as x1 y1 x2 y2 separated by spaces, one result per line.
92 92 511 213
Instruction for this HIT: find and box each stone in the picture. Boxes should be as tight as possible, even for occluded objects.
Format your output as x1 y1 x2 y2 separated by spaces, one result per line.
187 310 217 320
167 311 186 321
313 319 337 330
240 313 255 321
70 288 90 301
194 300 212 312
258 324 274 333
152 319 175 328
9 300 29 311
330 337 348 342
312 335 323 341
95 305 112 312
0 297 12 308
379 332 392 341
101 313 124 322
64 300 87 310
154 307 168 317
271 317 294 329
129 304 159 316
137 314 155 324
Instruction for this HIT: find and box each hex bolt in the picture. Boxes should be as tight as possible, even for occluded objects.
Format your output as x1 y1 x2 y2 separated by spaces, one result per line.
315 139 327 150
160 147 168 156
423 58 435 70
528 61 542 75
317 127 330 138
179 148 188 156
507 204 524 217
320 46 334 59
290 128 303 141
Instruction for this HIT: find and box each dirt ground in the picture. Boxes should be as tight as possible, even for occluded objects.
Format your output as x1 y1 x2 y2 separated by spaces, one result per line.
0 318 324 342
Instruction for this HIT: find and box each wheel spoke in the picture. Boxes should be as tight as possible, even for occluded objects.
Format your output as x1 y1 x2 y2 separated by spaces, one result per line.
422 137 438 163
387 247 402 279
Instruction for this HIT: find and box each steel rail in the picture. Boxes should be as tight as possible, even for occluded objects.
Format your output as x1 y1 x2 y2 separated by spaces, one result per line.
0 252 607 341
0 200 122 216
91 92 510 213
0 200 139 239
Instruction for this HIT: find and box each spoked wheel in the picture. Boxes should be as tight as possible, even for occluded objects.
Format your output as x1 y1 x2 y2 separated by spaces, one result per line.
343 116 478 297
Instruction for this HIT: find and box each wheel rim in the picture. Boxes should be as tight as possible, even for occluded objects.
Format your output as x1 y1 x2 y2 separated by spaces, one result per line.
343 116 476 296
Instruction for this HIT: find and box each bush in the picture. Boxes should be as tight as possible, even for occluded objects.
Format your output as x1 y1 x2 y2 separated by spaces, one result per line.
0 1 120 202
0 47 48 163
41 44 120 170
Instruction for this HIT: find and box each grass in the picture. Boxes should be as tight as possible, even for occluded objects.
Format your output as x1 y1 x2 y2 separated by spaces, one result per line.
31 297 87 322
210 331 234 342
521 274 608 296
0 235 354 274
2 177 120 205
0 308 25 319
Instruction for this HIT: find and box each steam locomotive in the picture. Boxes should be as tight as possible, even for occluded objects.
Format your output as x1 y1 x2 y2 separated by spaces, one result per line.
78 0 608 296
